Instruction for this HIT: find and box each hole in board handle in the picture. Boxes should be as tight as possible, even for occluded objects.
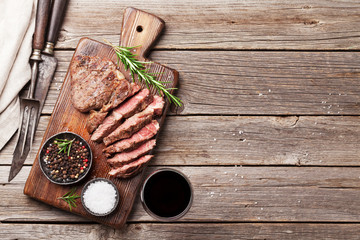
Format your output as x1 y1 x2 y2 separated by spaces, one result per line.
136 25 143 32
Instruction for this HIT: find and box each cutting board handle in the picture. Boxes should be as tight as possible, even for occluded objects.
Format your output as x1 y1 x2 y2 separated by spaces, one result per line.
120 8 165 58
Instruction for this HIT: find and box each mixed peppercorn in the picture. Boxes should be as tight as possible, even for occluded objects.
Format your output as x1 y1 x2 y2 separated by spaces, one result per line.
42 138 90 183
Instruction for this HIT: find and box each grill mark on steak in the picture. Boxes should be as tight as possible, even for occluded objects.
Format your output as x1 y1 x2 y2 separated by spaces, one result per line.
103 120 159 157
91 88 153 141
107 139 156 167
103 96 164 146
109 155 153 178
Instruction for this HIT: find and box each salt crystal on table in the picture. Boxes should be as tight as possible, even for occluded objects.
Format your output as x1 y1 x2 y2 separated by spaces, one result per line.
83 180 117 215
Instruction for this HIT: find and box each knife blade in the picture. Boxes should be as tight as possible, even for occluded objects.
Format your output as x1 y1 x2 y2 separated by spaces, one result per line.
36 0 69 118
8 0 51 182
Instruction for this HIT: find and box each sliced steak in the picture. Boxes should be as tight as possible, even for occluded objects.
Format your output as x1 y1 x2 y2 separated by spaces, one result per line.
86 82 141 133
103 120 159 157
91 88 153 141
109 155 153 178
107 139 156 167
103 96 164 146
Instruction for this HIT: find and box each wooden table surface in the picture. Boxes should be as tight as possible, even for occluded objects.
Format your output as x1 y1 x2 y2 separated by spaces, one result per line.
1 0 360 239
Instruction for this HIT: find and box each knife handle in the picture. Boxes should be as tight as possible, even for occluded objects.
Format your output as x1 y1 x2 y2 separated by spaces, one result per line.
43 0 69 55
119 7 165 58
31 0 51 61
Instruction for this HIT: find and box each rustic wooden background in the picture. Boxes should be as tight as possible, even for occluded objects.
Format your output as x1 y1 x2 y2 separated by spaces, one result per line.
1 0 360 239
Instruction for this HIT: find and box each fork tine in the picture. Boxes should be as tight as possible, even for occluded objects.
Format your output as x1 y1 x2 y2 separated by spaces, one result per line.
21 106 30 156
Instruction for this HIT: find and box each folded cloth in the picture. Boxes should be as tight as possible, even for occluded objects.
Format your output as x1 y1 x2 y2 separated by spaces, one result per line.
0 0 36 150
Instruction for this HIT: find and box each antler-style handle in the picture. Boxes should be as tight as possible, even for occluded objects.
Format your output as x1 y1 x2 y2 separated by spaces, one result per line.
31 0 51 61
119 7 165 58
43 0 68 55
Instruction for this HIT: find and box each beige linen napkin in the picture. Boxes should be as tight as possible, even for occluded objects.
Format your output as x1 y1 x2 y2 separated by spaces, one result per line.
0 0 37 150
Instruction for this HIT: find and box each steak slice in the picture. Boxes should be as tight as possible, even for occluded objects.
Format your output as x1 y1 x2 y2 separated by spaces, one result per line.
103 120 159 157
109 155 153 178
91 88 153 141
151 95 165 116
107 139 156 167
86 110 108 133
103 96 164 146
86 82 141 133
70 55 133 113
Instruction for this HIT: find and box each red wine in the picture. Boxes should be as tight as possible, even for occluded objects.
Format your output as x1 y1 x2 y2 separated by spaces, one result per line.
142 169 192 219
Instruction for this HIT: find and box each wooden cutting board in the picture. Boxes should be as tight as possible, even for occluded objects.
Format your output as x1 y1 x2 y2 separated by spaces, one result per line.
24 7 178 228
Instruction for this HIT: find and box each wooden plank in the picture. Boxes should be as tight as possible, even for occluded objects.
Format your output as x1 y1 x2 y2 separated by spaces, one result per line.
56 0 360 50
1 223 360 240
1 115 360 166
2 166 360 222
41 50 360 115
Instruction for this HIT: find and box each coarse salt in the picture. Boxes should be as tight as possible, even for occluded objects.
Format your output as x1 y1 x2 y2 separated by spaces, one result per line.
83 180 117 215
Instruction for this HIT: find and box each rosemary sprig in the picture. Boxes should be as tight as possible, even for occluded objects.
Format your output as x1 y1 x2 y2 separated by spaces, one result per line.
104 39 182 107
54 138 75 156
57 188 80 211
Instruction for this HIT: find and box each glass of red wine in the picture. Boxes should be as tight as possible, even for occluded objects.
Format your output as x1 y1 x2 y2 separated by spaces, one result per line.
140 168 193 221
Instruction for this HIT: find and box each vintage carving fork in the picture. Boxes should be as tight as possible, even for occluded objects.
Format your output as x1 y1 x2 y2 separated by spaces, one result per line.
8 0 51 182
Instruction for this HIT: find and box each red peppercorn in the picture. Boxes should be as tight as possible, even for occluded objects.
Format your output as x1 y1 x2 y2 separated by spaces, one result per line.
84 164 88 167
82 145 85 149
84 159 88 162
80 167 84 170
46 150 50 154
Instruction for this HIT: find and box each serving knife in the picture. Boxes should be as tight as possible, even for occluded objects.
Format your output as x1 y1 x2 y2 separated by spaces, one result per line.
8 0 51 182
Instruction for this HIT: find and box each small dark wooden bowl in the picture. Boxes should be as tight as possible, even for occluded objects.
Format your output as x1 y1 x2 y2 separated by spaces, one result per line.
81 178 120 217
39 131 93 185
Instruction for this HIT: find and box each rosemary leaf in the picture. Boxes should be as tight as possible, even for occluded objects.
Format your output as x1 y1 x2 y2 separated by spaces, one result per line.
55 138 75 156
58 188 80 211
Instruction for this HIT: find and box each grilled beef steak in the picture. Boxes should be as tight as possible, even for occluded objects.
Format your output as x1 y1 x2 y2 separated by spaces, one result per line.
103 120 159 157
86 82 141 133
69 54 171 179
91 88 153 141
70 55 135 113
107 139 156 167
109 155 153 178
103 96 164 146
